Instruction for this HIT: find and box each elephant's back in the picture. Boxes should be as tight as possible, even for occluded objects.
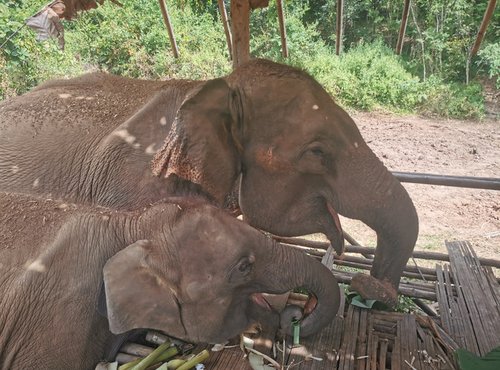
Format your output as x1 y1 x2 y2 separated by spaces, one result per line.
0 192 79 258
0 73 171 135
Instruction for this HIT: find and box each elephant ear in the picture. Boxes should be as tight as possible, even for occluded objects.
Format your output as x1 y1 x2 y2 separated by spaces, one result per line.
103 240 185 337
152 79 243 206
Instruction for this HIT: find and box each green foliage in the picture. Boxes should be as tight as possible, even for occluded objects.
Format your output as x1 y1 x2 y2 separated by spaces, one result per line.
478 43 500 89
419 77 485 119
0 1 85 99
0 0 494 119
67 1 230 79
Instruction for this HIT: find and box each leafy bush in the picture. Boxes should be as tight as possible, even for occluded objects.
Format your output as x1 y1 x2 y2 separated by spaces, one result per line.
419 77 485 119
477 43 500 89
0 0 489 119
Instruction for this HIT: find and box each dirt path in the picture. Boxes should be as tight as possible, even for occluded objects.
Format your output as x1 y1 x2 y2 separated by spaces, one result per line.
338 112 499 259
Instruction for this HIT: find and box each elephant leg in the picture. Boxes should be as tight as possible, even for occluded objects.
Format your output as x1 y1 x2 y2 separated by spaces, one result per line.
351 233 413 307
350 274 398 308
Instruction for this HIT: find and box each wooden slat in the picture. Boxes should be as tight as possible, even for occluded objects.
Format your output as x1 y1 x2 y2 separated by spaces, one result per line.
356 309 368 370
446 263 476 351
379 339 388 370
338 305 354 370
203 346 252 370
446 240 500 355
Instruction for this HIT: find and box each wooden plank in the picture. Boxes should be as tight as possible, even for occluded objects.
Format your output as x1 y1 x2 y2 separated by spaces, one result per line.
356 309 368 370
276 0 288 57
446 240 500 355
447 242 488 354
335 0 343 55
204 346 252 370
379 339 388 370
364 313 374 370
396 0 411 55
445 263 475 351
369 334 378 370
392 319 401 370
231 0 250 68
471 0 498 56
158 0 179 58
285 314 344 369
338 305 354 370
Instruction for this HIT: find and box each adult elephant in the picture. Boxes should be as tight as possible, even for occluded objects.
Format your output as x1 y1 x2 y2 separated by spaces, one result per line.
0 192 339 370
0 59 418 305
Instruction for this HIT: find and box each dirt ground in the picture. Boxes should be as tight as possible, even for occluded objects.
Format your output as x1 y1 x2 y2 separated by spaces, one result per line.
333 112 499 260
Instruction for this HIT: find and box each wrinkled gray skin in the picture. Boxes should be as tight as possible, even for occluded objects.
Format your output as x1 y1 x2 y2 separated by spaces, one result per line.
0 192 339 370
0 59 418 301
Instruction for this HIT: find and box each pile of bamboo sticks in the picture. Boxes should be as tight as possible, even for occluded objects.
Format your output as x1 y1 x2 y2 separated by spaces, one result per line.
274 236 500 302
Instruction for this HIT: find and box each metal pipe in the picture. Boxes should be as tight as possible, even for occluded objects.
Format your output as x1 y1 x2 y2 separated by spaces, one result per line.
392 171 500 191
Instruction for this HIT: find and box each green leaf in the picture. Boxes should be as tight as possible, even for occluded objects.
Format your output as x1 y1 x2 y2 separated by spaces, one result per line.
456 347 500 370
350 294 378 309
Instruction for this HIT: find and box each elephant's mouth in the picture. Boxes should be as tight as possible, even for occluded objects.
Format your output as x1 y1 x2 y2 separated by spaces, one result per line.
325 202 344 255
250 293 273 311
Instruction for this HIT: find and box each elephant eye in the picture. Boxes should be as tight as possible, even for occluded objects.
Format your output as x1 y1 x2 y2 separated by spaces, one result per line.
310 147 324 156
237 255 255 275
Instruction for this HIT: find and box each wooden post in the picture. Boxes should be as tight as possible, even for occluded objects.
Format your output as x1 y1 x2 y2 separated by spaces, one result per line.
158 0 179 58
470 0 497 56
396 0 411 55
218 0 233 60
335 0 343 55
231 0 251 68
276 0 288 58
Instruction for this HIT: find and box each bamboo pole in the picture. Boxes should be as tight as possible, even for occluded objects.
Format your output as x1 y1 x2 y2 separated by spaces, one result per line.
335 0 344 55
392 171 500 191
275 237 500 269
218 0 233 60
158 0 179 58
231 0 251 68
471 0 497 56
276 0 288 57
396 0 411 55
332 270 437 301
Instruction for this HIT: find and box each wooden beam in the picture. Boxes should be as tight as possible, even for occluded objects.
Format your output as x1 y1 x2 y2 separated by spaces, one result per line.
396 0 411 55
158 0 179 58
335 0 344 55
276 0 288 58
471 0 497 56
230 0 251 68
249 0 269 8
218 0 233 60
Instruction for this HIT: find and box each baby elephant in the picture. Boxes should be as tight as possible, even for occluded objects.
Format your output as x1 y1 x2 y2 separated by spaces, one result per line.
0 193 340 369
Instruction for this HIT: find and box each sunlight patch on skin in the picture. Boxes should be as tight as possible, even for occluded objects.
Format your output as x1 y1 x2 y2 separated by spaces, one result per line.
11 165 19 174
159 117 167 126
33 178 40 188
145 144 157 155
58 93 72 99
113 129 137 146
312 104 319 110
25 258 47 273
185 280 210 301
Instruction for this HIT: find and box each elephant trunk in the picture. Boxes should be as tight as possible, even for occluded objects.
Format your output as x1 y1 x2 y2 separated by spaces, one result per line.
256 240 340 337
335 144 419 291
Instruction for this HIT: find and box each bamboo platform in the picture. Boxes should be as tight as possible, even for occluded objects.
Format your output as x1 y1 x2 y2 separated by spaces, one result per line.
111 240 500 370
